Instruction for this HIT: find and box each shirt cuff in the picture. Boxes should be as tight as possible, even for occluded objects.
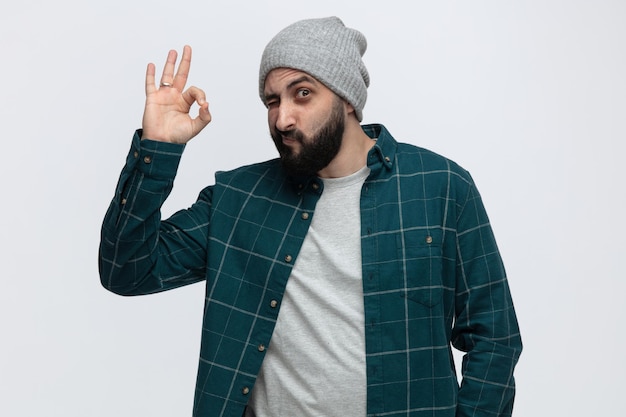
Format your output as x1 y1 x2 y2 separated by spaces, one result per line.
127 129 186 179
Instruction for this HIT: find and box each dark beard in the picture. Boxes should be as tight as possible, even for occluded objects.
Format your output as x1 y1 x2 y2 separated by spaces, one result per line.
270 98 345 177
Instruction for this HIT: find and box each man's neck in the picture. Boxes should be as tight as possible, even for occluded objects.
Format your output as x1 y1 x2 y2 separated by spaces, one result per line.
317 119 375 179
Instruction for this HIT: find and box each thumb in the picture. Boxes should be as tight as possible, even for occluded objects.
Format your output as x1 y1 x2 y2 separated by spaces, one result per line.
183 86 212 138
191 99 212 136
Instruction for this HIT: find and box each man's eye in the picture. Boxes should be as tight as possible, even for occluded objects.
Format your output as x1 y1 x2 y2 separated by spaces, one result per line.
297 89 310 98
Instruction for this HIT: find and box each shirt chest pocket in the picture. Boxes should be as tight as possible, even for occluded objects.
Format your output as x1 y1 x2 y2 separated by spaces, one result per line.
396 229 444 308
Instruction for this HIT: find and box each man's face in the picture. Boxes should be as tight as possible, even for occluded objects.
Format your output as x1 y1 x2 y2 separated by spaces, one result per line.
264 68 346 176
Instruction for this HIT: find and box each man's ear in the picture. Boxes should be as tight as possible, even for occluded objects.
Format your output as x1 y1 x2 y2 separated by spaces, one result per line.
344 100 355 115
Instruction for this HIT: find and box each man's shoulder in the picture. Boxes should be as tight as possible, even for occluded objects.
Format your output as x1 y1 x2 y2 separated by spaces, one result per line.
395 141 472 181
365 123 471 181
216 158 281 176
214 158 287 189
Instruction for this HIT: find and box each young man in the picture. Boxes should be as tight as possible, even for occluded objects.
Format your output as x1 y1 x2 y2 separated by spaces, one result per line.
99 16 522 417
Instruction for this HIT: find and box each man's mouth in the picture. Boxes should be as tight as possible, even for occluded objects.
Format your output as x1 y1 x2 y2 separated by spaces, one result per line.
280 132 302 146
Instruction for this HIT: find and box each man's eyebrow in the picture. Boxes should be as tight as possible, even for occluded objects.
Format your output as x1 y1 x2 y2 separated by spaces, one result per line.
286 75 318 90
264 75 319 102
264 92 279 103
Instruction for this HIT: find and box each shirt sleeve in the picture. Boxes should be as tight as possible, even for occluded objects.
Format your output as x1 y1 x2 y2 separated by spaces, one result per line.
98 130 212 295
451 175 523 417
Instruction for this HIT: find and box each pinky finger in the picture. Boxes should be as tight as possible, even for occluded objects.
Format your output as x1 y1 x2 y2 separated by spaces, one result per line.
145 63 157 95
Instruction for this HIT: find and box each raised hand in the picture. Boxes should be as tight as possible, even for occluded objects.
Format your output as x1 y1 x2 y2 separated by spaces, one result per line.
141 45 212 144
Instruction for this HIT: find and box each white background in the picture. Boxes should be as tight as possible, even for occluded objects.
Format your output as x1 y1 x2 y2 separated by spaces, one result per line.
1 1 624 416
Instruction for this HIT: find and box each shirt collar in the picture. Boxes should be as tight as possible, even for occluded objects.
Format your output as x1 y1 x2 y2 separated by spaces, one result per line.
363 123 397 172
288 123 398 193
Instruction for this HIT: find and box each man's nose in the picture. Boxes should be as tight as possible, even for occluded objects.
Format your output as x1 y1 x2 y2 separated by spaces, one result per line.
275 102 296 132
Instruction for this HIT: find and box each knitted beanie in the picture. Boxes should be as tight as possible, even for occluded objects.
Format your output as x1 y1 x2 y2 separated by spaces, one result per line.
259 16 370 121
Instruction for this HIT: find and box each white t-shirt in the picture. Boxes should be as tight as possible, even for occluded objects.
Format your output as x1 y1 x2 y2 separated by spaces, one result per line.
247 166 370 417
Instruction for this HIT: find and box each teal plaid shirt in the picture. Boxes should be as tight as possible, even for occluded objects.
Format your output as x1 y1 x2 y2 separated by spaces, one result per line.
100 124 522 417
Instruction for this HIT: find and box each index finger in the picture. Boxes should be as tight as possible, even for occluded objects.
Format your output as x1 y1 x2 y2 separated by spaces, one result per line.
172 45 192 91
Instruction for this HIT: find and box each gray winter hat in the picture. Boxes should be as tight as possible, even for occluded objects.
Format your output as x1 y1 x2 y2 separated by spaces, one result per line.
259 16 370 121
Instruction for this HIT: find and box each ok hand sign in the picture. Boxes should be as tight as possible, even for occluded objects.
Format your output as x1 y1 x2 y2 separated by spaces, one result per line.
141 45 211 144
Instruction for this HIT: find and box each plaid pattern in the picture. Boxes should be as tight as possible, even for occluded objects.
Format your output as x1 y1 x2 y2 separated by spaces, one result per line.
99 124 522 417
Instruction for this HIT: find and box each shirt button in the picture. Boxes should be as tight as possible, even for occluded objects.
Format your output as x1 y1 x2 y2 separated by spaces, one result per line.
257 344 266 352
425 236 433 244
133 151 139 158
121 198 127 205
284 254 293 263
242 387 250 395
301 212 309 220
385 156 391 163
270 300 278 308
143 155 152 164
312 183 320 190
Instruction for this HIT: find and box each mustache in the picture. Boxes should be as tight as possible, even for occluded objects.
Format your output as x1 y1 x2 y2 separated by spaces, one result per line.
274 128 304 142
